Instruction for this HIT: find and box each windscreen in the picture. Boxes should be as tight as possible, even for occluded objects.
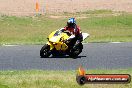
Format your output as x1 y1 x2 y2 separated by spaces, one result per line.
54 30 62 36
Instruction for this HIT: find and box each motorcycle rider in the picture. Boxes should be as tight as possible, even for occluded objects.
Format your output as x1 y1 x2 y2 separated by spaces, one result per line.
63 18 83 45
61 18 83 46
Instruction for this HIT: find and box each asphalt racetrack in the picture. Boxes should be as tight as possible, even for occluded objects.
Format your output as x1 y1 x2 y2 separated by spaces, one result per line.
0 43 132 70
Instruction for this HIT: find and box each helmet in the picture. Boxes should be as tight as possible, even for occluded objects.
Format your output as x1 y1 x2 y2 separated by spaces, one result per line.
67 18 76 27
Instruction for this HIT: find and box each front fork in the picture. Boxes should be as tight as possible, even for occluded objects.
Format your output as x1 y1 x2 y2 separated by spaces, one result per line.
46 41 54 50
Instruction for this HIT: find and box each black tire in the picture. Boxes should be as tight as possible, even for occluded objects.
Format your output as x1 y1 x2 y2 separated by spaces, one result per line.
69 43 83 58
40 44 51 58
76 75 86 85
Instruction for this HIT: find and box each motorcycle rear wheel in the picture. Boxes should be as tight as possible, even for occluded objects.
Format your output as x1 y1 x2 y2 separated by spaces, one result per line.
69 43 83 58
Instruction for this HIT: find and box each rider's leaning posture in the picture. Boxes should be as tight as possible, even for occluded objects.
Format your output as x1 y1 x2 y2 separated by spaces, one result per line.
61 18 83 47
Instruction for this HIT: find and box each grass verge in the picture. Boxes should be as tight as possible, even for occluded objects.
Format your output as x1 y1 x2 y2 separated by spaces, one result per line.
0 11 132 45
0 69 131 88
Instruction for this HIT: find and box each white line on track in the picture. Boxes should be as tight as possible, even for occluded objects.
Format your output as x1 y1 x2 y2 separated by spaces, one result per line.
83 42 123 44
110 42 122 43
1 42 123 46
2 44 18 46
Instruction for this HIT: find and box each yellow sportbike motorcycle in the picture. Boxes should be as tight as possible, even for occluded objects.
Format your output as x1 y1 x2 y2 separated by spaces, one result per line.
40 28 89 58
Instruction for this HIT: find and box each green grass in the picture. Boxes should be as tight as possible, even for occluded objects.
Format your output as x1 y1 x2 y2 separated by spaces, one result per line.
81 10 113 14
0 69 131 88
0 11 132 45
78 13 132 43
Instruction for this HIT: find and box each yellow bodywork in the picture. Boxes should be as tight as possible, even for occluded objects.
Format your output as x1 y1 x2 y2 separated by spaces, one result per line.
46 30 70 51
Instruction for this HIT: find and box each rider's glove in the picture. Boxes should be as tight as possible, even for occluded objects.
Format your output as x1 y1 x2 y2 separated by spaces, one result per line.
59 28 65 32
63 39 70 43
65 35 75 43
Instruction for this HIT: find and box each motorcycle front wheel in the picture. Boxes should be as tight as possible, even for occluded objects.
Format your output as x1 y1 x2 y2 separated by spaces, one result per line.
40 44 51 58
